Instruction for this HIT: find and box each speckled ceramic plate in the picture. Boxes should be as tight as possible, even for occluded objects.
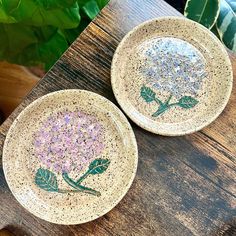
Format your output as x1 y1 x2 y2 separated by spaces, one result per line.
3 90 138 224
111 17 233 136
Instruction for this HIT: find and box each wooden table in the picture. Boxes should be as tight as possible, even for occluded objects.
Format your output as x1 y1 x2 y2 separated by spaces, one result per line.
0 0 235 235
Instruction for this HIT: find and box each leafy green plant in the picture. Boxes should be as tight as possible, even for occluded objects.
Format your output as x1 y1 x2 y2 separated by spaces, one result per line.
184 0 236 53
0 0 109 71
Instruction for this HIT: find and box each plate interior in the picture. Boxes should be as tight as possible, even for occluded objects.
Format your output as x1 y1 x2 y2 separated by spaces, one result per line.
111 17 232 135
3 90 138 224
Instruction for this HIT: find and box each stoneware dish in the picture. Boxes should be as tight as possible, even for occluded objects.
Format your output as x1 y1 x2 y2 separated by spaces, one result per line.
3 90 138 224
111 17 233 136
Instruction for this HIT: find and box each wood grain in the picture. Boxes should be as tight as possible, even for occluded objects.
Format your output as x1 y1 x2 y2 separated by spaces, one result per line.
0 0 235 235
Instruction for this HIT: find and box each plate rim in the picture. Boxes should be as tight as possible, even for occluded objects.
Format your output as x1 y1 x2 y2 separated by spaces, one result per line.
2 89 138 225
111 16 233 136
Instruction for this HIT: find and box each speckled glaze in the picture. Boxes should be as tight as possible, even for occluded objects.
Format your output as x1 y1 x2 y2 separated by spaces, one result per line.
3 90 138 224
111 17 233 136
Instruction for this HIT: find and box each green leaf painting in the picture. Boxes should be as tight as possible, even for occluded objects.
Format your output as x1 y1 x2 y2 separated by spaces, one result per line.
178 96 199 109
35 168 58 192
88 159 110 174
35 159 110 196
140 86 199 117
216 0 236 52
184 0 220 29
0 0 109 70
141 85 156 103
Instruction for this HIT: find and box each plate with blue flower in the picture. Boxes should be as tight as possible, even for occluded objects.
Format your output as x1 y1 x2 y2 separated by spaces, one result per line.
111 17 233 136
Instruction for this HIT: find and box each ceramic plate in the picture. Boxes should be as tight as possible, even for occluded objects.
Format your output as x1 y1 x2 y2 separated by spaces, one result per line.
111 17 233 135
3 90 138 224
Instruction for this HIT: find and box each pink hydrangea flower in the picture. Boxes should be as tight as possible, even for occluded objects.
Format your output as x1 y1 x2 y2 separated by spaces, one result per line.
33 111 104 174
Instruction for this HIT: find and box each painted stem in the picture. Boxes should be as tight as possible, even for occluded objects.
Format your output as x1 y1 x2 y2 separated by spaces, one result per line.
62 172 101 196
76 170 90 185
58 189 87 194
152 104 169 117
165 95 173 105
154 97 164 106
152 95 179 117
152 103 180 117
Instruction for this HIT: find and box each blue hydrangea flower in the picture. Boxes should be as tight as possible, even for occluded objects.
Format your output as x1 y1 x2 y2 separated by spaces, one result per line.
140 37 208 99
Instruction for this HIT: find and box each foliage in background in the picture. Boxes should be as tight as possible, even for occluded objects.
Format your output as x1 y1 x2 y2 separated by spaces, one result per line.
184 0 236 53
0 0 109 71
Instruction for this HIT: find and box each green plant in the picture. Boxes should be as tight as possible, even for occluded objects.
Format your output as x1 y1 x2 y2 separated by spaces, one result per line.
0 0 109 71
184 0 236 53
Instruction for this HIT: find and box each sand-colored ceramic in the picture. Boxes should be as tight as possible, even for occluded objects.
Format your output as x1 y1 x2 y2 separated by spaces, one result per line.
3 90 138 224
111 17 233 136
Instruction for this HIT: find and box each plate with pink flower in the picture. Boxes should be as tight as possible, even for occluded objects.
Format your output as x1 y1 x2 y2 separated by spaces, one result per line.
3 90 138 224
111 17 233 135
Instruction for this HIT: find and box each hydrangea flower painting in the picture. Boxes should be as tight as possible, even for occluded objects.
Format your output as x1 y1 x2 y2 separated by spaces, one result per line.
34 110 110 196
140 37 208 117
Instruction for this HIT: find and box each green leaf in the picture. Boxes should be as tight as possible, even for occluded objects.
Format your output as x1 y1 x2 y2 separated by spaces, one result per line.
0 23 37 59
82 0 100 20
0 3 16 23
1 0 20 13
0 0 109 70
226 0 236 12
178 96 198 109
211 23 221 39
216 0 236 52
88 159 110 175
96 0 109 9
38 31 68 70
34 0 77 10
32 26 58 42
12 30 68 70
140 86 156 103
184 0 220 29
35 168 58 192
76 0 89 6
6 0 81 29
62 17 90 44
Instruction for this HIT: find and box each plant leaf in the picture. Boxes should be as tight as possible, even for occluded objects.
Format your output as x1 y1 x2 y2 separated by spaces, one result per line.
12 30 68 70
35 168 58 192
62 18 90 44
1 0 20 13
88 159 110 175
0 23 37 59
225 0 236 12
34 0 77 10
96 0 110 9
0 3 16 23
211 23 221 39
184 0 220 29
32 26 58 43
38 31 68 70
216 0 236 52
82 0 100 20
178 96 198 109
5 0 81 29
140 86 156 103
